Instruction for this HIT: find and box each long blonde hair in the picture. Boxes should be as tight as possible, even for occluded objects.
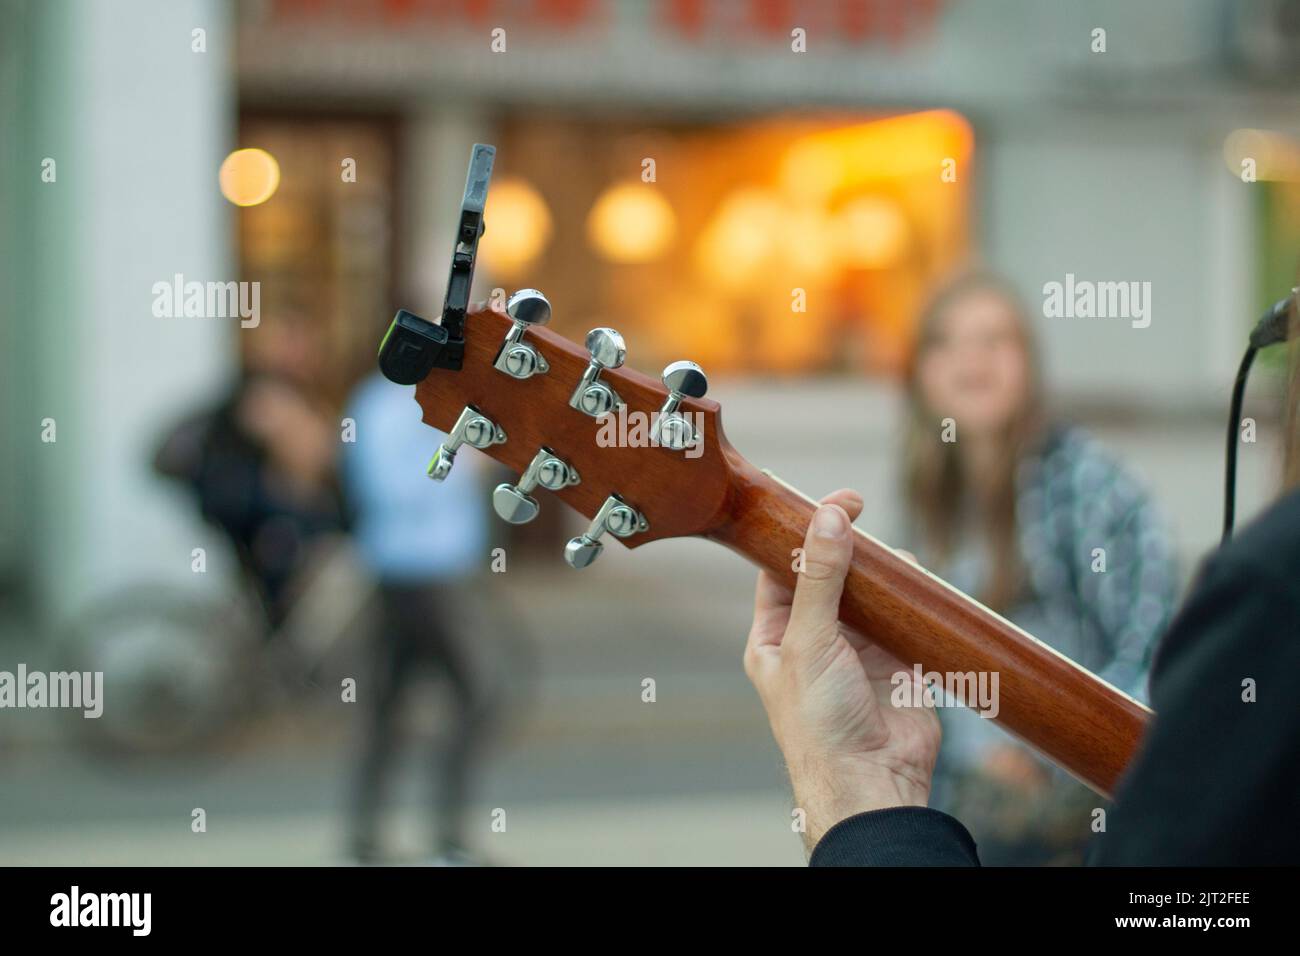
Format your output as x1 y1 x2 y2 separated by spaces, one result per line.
902 271 1045 612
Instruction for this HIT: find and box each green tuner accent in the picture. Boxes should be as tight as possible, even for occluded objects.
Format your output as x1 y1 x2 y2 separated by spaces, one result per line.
427 446 454 481
377 319 396 357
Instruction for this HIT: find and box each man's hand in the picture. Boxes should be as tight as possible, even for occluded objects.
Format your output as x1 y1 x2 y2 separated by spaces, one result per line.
743 489 942 851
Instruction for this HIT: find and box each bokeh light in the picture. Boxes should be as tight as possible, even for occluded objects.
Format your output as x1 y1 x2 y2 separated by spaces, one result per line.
586 182 677 263
218 148 281 207
779 110 974 198
1223 128 1300 182
479 177 554 275
693 188 783 289
833 195 912 269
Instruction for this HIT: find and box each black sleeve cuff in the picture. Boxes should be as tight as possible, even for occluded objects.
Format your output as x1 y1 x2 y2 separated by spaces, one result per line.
809 806 981 867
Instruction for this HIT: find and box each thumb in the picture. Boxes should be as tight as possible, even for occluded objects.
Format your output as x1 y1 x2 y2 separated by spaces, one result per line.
784 504 853 665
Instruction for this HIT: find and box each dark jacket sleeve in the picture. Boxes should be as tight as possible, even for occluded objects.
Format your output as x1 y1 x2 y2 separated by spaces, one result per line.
1090 522 1300 865
810 806 980 866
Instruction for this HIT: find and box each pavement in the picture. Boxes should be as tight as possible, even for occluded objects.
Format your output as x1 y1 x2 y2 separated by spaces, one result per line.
0 558 808 866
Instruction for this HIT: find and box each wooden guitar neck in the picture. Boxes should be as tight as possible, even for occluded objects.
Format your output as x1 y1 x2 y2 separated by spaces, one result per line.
708 451 1152 798
404 293 1151 800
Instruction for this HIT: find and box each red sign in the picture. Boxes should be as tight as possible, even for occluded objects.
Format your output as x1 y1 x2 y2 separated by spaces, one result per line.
271 0 946 44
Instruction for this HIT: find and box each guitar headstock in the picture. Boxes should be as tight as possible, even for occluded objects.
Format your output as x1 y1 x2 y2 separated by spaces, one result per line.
409 293 736 567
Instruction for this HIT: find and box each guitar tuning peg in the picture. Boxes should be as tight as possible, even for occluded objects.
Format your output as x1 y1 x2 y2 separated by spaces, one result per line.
569 327 626 418
427 405 506 481
493 288 551 380
492 446 580 524
564 494 648 569
655 360 708 451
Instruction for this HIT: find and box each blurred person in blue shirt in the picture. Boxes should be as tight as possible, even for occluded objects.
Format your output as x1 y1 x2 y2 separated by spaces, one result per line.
343 370 495 864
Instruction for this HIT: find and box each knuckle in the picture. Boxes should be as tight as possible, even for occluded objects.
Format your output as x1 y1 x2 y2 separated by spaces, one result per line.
798 551 844 583
742 639 768 682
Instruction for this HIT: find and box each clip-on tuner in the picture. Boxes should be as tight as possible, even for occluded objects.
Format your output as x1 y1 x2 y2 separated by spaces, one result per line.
378 143 496 384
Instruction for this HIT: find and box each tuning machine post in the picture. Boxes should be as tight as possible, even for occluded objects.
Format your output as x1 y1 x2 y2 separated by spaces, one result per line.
492 446 580 524
427 405 506 481
493 289 551 380
655 360 708 451
569 328 626 418
563 494 648 569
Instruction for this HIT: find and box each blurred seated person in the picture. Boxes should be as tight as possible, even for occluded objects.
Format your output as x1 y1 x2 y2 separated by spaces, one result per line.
154 307 347 629
342 336 498 865
895 271 1179 864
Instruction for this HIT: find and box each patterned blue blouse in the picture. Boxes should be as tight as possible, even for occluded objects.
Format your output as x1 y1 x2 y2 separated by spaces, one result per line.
904 425 1180 772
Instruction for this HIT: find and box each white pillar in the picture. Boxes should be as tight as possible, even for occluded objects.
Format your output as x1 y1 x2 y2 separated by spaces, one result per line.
22 0 237 622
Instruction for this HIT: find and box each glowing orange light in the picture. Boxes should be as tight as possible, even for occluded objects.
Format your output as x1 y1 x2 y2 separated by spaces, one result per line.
779 205 837 280
479 177 553 275
779 110 974 199
833 196 911 268
587 182 677 263
781 140 846 204
219 148 280 207
1223 128 1300 182
693 188 782 289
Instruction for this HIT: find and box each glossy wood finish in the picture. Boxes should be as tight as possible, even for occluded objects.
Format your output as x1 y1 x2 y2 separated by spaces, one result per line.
707 452 1152 798
414 306 732 546
410 305 1152 797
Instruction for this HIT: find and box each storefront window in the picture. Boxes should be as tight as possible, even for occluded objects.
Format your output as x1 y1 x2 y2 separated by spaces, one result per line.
485 109 972 376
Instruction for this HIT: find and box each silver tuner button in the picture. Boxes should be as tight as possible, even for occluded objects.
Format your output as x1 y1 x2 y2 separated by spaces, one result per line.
492 446 580 524
563 494 648 569
655 360 708 451
427 405 506 482
493 289 552 380
569 327 626 418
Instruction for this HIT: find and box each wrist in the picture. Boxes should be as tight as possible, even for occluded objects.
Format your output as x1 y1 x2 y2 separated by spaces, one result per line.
791 755 930 850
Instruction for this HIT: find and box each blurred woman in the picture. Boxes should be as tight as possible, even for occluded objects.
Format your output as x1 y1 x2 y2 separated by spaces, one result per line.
897 271 1179 864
